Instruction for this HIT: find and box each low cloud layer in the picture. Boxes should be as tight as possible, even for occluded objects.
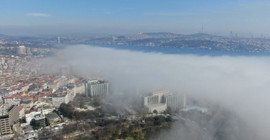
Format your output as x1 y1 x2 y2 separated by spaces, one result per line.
44 45 270 139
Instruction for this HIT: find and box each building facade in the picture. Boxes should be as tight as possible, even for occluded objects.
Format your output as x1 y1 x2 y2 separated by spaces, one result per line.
0 105 19 135
52 93 69 107
85 80 109 97
144 91 168 113
144 91 184 113
17 45 26 55
164 94 184 111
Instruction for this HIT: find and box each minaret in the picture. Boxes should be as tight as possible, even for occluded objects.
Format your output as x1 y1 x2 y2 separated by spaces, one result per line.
183 94 186 109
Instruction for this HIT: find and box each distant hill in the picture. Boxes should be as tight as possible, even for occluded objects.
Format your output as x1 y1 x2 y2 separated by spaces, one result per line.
143 32 182 37
1 32 270 53
72 32 270 53
0 34 9 39
189 33 219 37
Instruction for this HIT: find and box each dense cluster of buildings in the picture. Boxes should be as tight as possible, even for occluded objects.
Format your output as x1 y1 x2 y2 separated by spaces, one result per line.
0 44 192 139
0 52 191 139
0 53 111 139
0 52 94 139
0 51 112 139
0 39 194 139
0 73 87 139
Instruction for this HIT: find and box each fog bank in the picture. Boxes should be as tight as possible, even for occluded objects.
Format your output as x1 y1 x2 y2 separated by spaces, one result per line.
44 45 270 139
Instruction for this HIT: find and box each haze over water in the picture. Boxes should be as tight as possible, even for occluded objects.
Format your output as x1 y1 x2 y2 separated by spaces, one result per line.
90 44 270 56
41 44 270 139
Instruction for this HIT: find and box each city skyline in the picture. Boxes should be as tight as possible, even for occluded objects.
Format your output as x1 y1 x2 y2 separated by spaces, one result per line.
1 1 270 139
0 0 270 36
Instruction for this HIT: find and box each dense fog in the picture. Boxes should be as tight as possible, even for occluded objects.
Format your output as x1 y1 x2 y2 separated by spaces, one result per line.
42 45 270 140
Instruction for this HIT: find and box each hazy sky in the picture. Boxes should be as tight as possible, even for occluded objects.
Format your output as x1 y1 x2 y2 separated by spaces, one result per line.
0 0 270 35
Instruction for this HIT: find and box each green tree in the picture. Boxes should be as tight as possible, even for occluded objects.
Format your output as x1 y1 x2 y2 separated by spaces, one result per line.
79 101 85 109
153 116 165 125
59 103 74 119
126 137 135 140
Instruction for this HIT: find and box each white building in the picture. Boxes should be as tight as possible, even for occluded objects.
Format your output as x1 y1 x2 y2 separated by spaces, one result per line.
3 98 20 107
145 103 167 113
67 87 76 101
144 91 184 113
85 80 109 97
74 83 85 94
19 106 25 119
17 45 26 55
0 104 8 116
51 93 69 107
144 91 168 113
164 93 184 111
25 110 41 124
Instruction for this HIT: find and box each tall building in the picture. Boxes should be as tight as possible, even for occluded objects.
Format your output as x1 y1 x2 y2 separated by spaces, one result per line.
144 91 168 113
85 80 109 97
17 45 26 55
0 115 11 135
57 36 61 44
0 105 19 135
164 93 184 111
144 91 166 106
144 91 185 113
7 105 19 126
